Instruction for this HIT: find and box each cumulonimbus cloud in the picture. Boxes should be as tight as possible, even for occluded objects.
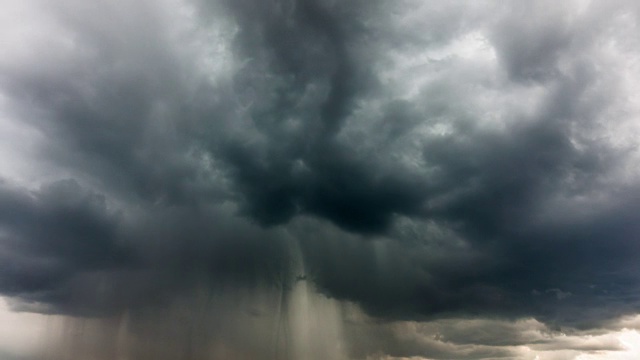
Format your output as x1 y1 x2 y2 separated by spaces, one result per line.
1 0 640 358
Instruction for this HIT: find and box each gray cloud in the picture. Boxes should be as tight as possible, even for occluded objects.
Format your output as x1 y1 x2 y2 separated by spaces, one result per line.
0 180 131 307
2 0 640 358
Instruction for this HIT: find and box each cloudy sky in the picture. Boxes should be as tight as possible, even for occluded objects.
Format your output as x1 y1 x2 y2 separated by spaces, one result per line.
1 0 640 359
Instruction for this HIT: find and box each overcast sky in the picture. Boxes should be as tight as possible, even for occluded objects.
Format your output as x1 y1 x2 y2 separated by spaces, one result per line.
1 0 640 359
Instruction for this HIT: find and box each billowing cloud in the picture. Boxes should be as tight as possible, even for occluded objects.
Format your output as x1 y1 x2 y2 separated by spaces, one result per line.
1 0 640 358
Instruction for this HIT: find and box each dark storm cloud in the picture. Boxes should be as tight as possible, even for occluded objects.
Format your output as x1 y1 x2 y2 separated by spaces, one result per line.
197 0 431 233
1 1 640 354
0 12 223 207
0 177 295 317
283 1 640 324
0 179 131 312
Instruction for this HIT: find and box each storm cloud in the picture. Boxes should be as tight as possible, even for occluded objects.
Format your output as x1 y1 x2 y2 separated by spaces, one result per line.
1 0 640 358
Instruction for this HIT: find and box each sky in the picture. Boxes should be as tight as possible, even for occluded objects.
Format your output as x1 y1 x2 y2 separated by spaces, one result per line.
1 0 640 359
